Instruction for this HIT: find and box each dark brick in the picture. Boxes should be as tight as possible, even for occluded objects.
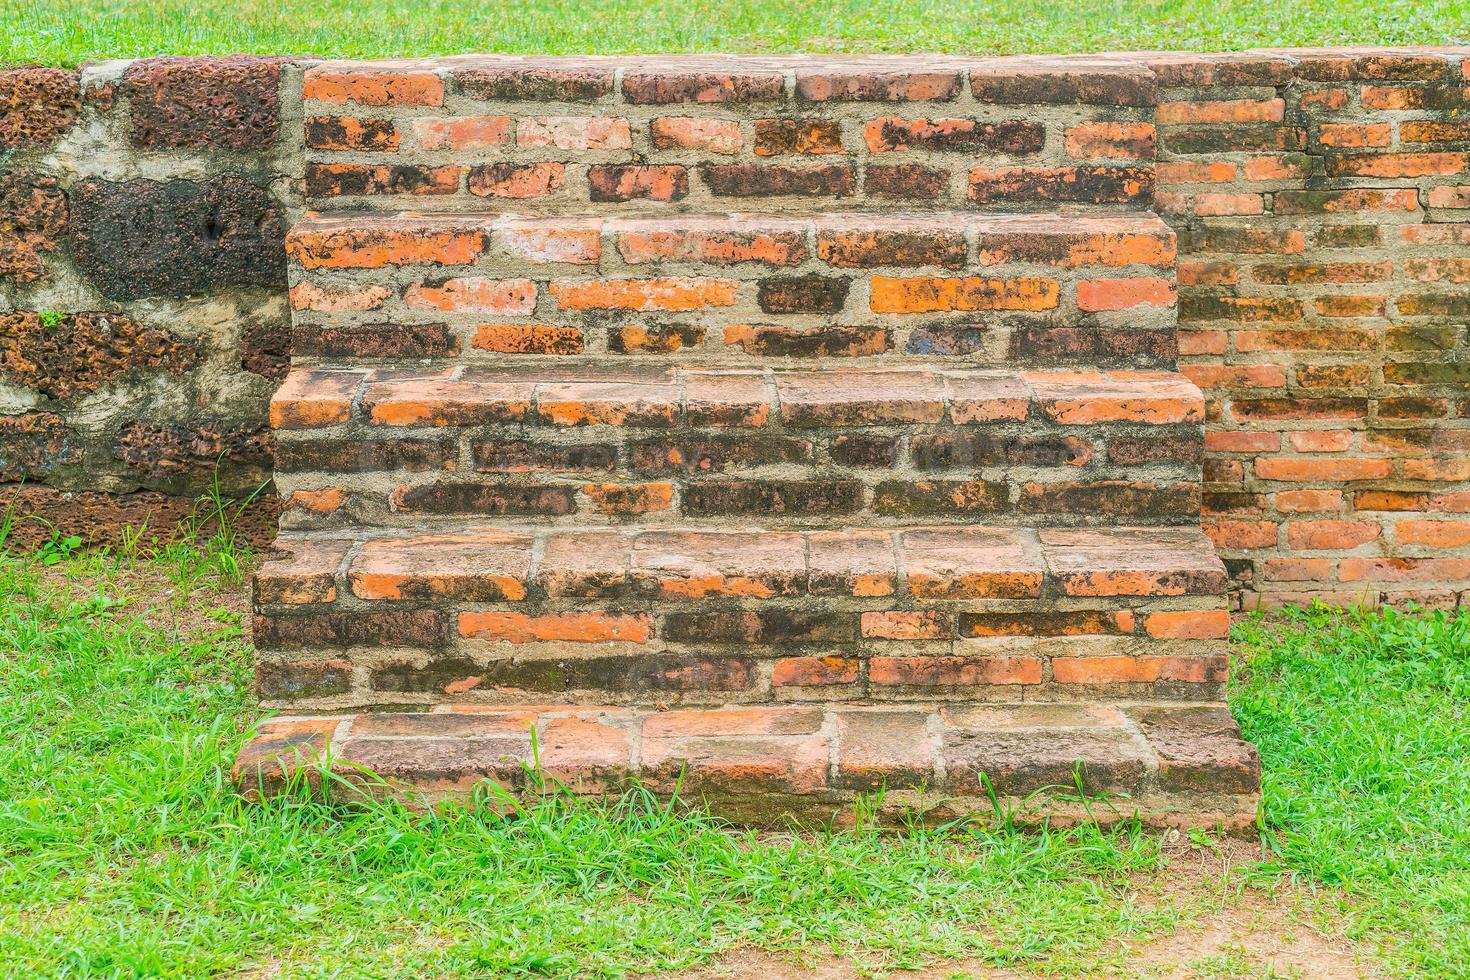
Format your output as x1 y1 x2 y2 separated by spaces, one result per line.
661 610 858 644
1108 434 1204 465
0 484 279 553
0 412 76 481
959 611 1133 637
254 610 445 650
305 115 400 151
305 163 460 197
816 229 967 269
473 441 618 473
453 65 615 101
588 165 688 202
873 480 1009 515
622 70 783 104
293 323 458 358
631 435 812 472
0 312 199 400
906 323 987 355
866 117 1044 153
277 439 457 473
795 69 962 102
754 118 843 155
0 67 80 148
969 68 1155 107
682 480 863 516
70 176 286 300
391 483 578 516
757 274 851 314
569 655 753 691
865 164 949 199
1009 325 1177 366
240 321 290 380
0 171 68 286
968 165 1153 205
726 324 887 357
607 323 705 354
1019 480 1199 518
257 658 353 699
830 434 899 468
1160 126 1306 155
911 433 1092 469
125 56 289 151
701 164 856 198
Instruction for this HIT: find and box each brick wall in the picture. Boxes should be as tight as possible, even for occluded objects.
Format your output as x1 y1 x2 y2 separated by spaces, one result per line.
1151 49 1470 609
2 48 1467 608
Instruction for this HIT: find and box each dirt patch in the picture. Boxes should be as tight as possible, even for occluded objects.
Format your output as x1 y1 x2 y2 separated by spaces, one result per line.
671 842 1374 979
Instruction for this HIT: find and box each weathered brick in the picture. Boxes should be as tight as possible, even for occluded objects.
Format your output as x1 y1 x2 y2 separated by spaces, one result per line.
870 275 1058 313
588 165 689 202
0 67 80 148
865 165 949 199
412 115 510 150
126 56 288 150
651 116 742 153
304 67 443 106
307 162 460 197
724 323 888 357
518 115 632 150
468 162 566 198
701 164 856 198
682 480 862 516
0 172 68 286
551 277 737 311
864 117 1043 154
0 312 199 400
623 70 783 104
453 65 614 101
756 274 850 314
754 118 844 155
969 166 1152 205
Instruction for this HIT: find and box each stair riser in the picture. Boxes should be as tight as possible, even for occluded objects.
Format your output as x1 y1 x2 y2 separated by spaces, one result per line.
255 624 1229 710
303 62 1155 213
276 420 1202 530
287 215 1177 369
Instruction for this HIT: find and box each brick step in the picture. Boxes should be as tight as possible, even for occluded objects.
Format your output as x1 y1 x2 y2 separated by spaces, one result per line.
301 55 1156 213
286 211 1178 367
272 364 1204 529
235 701 1258 830
253 525 1229 710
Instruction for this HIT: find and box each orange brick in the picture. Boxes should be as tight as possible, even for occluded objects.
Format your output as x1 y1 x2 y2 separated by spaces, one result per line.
458 611 651 643
413 115 510 150
1063 121 1155 159
284 487 346 515
472 324 584 355
1076 276 1176 311
1316 123 1392 147
868 656 1041 687
1204 519 1278 549
1156 98 1284 124
405 277 535 313
1401 458 1470 481
304 68 443 106
1242 155 1314 181
1142 610 1231 639
869 275 1059 313
771 656 861 687
1265 557 1333 581
550 277 738 311
859 610 952 640
1289 430 1353 453
1277 489 1343 512
1194 193 1265 216
288 282 391 312
1287 520 1381 550
1181 364 1287 389
651 117 743 153
1205 431 1280 453
269 370 362 429
1397 520 1470 547
287 224 488 270
1331 152 1467 178
1157 161 1237 183
1254 457 1393 481
1052 655 1226 684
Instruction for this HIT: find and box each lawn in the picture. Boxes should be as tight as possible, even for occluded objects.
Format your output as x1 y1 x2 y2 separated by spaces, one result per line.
0 514 1467 977
6 0 1470 69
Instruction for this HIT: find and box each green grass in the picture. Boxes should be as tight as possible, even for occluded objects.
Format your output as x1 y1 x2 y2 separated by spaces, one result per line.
2 514 1469 976
1232 604 1470 976
6 0 1470 69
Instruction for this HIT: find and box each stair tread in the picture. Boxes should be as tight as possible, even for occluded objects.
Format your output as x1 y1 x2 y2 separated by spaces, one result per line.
234 700 1258 827
259 524 1227 602
287 209 1176 271
272 365 1204 431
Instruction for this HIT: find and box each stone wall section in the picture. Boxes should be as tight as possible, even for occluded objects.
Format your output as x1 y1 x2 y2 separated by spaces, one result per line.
0 57 302 545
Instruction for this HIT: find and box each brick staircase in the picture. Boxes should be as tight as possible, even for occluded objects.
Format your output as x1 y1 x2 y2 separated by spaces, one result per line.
236 55 1261 828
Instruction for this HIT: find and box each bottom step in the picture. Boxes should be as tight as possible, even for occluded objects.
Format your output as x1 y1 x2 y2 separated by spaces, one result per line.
235 702 1260 830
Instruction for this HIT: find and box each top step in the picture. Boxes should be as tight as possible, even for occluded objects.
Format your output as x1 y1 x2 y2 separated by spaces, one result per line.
301 55 1157 214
